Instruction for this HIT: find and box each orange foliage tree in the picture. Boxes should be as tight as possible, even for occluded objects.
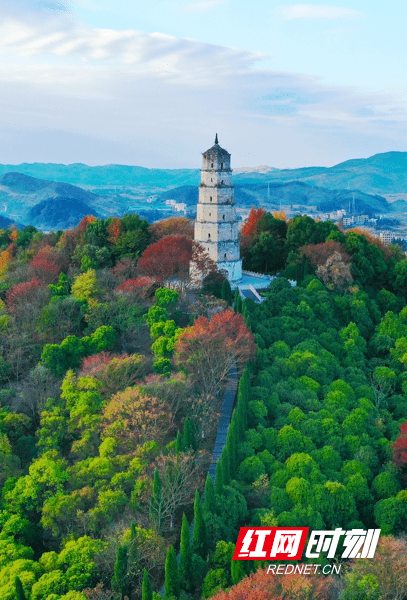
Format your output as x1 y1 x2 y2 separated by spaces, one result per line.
77 215 97 232
174 310 255 405
0 248 12 278
241 207 266 237
102 386 173 453
211 568 334 600
300 241 350 268
107 217 122 245
149 217 194 243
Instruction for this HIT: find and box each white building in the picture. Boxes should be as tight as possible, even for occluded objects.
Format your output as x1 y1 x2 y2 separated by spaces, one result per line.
193 135 242 283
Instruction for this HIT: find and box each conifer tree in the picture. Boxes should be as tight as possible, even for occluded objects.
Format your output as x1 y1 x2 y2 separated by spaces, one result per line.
175 430 183 454
128 522 139 589
221 279 233 305
221 444 231 485
165 545 180 599
112 544 130 599
242 302 251 329
231 557 246 585
15 576 27 600
182 417 197 451
235 398 245 439
149 468 162 531
203 472 216 514
234 288 242 313
193 490 208 559
179 513 193 592
214 459 224 496
142 569 153 600
226 419 237 476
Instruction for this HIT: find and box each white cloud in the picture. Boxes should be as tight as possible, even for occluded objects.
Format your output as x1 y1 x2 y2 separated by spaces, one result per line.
278 4 364 20
0 11 405 168
185 0 226 11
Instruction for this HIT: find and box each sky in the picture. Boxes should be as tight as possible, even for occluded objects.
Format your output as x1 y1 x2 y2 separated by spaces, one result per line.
0 0 405 168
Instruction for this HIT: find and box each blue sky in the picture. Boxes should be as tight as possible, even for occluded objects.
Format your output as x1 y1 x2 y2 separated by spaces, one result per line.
0 0 405 168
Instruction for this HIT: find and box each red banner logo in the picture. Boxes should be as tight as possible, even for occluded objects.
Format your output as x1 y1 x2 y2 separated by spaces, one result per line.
233 527 309 561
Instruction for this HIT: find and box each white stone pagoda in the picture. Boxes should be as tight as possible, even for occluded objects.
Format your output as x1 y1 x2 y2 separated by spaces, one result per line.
193 134 242 283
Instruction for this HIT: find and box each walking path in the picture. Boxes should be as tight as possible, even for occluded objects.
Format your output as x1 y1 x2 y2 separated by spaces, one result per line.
208 362 238 480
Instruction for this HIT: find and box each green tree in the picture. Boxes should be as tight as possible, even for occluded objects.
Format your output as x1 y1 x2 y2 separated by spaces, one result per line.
231 557 246 585
182 417 197 451
179 513 193 592
221 280 233 305
164 545 180 599
149 468 163 532
71 269 100 303
14 576 27 600
193 490 208 559
203 473 216 514
234 289 242 313
214 459 224 496
112 544 130 599
142 569 153 600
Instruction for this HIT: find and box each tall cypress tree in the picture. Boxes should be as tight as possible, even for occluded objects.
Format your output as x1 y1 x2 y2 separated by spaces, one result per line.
179 513 193 592
231 557 246 585
226 419 237 476
214 459 224 496
203 472 216 514
15 577 27 600
175 430 183 454
164 545 180 599
112 544 130 599
221 279 233 305
242 302 251 329
221 445 231 486
149 468 162 531
193 490 208 559
234 289 242 313
182 417 197 451
128 521 139 591
142 569 153 600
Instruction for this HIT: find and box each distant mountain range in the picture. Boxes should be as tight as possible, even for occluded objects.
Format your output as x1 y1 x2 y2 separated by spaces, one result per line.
0 172 101 229
0 151 406 195
0 151 406 229
157 181 391 215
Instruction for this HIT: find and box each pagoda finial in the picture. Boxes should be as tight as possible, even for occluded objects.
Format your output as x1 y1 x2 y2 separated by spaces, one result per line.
215 133 218 144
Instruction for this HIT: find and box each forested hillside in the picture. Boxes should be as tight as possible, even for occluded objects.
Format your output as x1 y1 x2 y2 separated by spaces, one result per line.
0 211 406 599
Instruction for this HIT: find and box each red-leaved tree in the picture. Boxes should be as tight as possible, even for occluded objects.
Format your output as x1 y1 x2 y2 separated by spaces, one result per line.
393 420 407 480
115 276 158 299
6 279 44 311
174 310 255 406
30 245 67 284
241 207 266 237
138 235 192 282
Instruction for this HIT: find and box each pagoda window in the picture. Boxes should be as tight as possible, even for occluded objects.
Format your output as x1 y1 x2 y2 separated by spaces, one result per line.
211 163 213 168
210 197 212 201
223 215 225 219
221 162 223 169
224 253 227 258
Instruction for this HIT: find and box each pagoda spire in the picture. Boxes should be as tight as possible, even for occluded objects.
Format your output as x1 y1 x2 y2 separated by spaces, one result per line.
215 133 218 145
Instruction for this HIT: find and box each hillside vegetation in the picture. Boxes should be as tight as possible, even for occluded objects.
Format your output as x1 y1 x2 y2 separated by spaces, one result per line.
0 213 406 599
